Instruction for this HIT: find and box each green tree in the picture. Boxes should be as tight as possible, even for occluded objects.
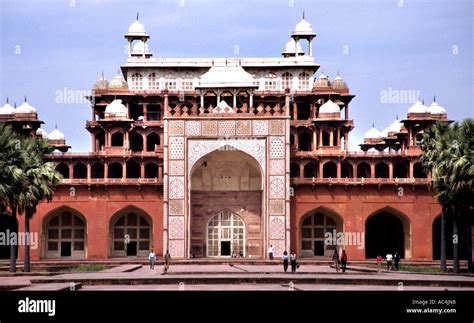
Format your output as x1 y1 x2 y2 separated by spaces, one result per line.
421 119 474 273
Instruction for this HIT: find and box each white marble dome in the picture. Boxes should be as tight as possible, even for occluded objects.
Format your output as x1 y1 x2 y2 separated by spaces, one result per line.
105 99 127 115
131 40 151 55
109 73 128 90
293 18 315 36
284 38 303 54
388 119 403 133
364 126 382 139
49 128 65 140
429 100 446 115
408 100 428 114
0 100 15 114
128 20 146 35
36 128 48 139
319 99 340 113
16 100 36 113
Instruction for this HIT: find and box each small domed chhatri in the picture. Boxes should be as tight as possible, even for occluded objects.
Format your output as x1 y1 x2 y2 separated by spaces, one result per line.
407 100 429 115
105 99 128 118
131 40 152 57
108 71 129 91
48 127 65 141
93 71 109 91
364 125 382 143
429 97 447 119
36 127 49 140
292 13 316 37
312 72 331 90
125 13 148 37
331 72 349 91
282 38 304 57
16 96 36 114
0 98 15 115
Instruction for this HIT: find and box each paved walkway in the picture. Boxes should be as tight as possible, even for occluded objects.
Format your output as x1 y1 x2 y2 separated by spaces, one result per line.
1 264 472 291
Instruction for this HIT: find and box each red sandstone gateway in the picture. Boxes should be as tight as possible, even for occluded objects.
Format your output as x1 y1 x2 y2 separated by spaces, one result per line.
0 15 469 263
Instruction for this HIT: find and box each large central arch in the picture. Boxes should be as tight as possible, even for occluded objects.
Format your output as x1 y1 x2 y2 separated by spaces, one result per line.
189 148 263 257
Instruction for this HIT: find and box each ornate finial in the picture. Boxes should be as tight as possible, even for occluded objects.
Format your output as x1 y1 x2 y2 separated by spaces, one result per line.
422 99 425 105
24 95 27 102
396 114 399 120
117 68 121 75
136 12 139 21
6 97 9 104
101 69 105 78
303 11 305 19
14 102 17 108
433 95 436 102
55 124 58 129
372 122 375 128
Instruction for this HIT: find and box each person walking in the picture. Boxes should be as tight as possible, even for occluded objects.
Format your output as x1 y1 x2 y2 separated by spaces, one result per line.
376 254 383 273
148 249 156 269
386 253 393 272
290 250 298 273
282 251 289 272
163 250 171 274
268 244 274 260
332 250 340 272
394 252 401 271
340 249 348 273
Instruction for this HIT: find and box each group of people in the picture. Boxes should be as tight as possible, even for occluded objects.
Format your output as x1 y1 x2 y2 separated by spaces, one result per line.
378 252 401 272
331 249 348 273
148 249 172 273
268 245 299 273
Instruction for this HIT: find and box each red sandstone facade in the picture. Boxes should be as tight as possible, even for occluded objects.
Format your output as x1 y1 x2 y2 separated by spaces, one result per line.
2 15 467 262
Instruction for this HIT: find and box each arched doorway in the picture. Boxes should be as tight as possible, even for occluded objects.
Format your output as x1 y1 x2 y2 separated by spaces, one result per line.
110 208 152 257
44 208 86 259
0 212 17 259
190 149 262 258
300 210 343 257
207 210 245 257
365 210 409 259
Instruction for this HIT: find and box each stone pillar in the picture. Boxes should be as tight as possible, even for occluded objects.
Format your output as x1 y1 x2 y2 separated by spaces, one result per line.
319 128 323 148
330 129 334 146
312 130 317 152
345 103 349 120
249 94 254 111
143 103 148 121
337 160 341 179
309 39 313 57
389 162 393 179
143 134 147 152
128 40 132 58
293 102 298 120
87 163 91 180
158 165 163 179
104 162 108 179
140 162 145 179
122 159 126 180
409 160 414 178
337 126 341 146
68 164 73 179
299 163 304 178
91 133 96 152
319 162 323 179
370 163 375 178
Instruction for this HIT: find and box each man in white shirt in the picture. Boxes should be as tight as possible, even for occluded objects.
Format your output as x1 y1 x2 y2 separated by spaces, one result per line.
268 245 274 260
386 253 393 271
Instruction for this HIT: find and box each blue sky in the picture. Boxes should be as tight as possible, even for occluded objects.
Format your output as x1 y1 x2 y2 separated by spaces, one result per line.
1 0 472 151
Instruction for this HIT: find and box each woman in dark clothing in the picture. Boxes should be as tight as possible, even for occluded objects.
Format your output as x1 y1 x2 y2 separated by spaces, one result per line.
282 251 289 272
340 249 348 273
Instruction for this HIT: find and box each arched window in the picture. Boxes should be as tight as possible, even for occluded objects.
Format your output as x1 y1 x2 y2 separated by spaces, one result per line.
394 161 408 178
165 75 177 90
375 162 389 178
73 163 87 179
357 162 371 178
148 72 158 90
207 210 245 257
181 78 193 90
146 133 160 151
144 162 158 178
46 210 85 258
91 162 104 179
323 162 337 178
108 162 123 179
290 133 295 147
55 162 69 179
264 72 277 90
301 212 341 256
413 162 427 178
131 73 143 90
111 132 124 147
129 132 143 152
95 131 105 151
290 162 300 178
111 211 151 257
298 72 310 90
298 131 312 151
282 72 293 90
304 162 318 178
341 162 353 178
126 160 141 178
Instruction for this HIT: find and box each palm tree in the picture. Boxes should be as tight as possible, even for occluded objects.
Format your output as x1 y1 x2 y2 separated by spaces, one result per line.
422 119 474 273
17 137 60 272
0 124 25 272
